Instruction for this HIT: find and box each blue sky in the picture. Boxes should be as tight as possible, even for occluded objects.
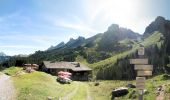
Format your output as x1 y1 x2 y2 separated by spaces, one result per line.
0 0 170 56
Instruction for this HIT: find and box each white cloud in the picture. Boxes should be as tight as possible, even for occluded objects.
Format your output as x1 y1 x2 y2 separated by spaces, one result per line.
55 21 98 33
81 0 154 34
44 0 153 36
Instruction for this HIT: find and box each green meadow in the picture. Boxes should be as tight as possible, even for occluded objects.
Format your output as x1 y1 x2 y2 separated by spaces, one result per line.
2 67 170 100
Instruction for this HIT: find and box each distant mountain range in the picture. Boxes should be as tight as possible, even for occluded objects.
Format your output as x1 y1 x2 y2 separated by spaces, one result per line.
0 52 6 56
0 52 10 63
48 36 86 50
48 24 140 51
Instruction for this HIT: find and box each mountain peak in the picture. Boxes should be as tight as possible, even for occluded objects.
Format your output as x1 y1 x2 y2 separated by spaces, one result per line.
155 16 165 22
66 36 85 47
69 38 75 41
107 24 119 32
143 16 170 36
48 42 65 50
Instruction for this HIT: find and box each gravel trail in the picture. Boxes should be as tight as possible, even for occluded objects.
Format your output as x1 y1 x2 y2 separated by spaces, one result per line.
0 73 15 100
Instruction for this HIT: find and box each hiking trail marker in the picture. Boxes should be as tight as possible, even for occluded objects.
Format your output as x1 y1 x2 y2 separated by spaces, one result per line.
130 46 153 100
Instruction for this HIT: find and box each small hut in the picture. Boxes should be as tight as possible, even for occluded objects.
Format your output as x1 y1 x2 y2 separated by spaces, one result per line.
41 61 92 81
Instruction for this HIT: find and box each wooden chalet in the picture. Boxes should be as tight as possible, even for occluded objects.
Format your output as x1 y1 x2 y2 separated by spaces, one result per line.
41 61 92 81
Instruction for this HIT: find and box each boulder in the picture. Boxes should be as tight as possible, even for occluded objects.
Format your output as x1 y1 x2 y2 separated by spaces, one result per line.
94 82 99 86
112 87 129 99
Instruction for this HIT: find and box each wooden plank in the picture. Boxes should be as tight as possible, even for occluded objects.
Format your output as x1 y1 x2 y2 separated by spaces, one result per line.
136 84 145 89
134 65 153 71
137 71 152 76
136 77 145 84
129 59 148 64
136 77 146 81
138 47 145 56
136 82 145 86
136 77 145 89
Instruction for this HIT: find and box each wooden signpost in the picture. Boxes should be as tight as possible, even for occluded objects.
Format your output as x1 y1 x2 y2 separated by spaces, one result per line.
130 59 148 64
136 77 145 89
137 71 152 76
135 65 153 70
130 46 153 100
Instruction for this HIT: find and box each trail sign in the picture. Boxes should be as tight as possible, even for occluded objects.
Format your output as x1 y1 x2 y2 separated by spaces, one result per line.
136 77 145 89
130 59 148 64
137 71 152 76
134 65 153 71
138 47 145 56
129 46 153 100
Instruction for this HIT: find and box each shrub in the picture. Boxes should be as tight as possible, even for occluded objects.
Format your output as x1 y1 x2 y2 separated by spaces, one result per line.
161 74 170 80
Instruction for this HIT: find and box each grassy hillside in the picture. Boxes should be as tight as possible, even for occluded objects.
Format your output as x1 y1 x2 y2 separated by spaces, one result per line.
90 31 162 68
88 75 170 100
2 67 170 100
75 31 163 79
3 67 82 100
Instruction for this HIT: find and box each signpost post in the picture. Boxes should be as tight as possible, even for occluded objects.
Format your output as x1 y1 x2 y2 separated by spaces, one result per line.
130 46 153 100
136 77 145 90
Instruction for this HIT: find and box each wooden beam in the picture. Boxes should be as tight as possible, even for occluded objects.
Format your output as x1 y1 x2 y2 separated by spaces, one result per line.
134 65 153 71
130 59 148 64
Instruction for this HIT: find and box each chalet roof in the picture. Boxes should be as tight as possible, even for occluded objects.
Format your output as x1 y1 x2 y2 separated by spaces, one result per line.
43 61 92 72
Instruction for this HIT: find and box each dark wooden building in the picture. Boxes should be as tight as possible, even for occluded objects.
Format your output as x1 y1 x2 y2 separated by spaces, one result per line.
41 61 92 81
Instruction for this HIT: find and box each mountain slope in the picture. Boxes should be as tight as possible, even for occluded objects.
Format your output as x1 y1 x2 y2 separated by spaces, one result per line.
47 24 139 52
94 16 170 79
48 42 65 50
144 16 170 54
95 31 163 79
98 24 140 51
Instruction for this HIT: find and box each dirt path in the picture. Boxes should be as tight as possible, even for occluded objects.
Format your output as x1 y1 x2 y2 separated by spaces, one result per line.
61 82 80 100
86 86 92 100
0 73 15 100
156 85 165 100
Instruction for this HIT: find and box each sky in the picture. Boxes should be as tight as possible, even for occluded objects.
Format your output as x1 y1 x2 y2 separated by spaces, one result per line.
0 0 170 56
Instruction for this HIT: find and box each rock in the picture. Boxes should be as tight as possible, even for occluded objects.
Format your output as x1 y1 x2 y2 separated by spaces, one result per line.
47 96 53 100
94 82 99 86
112 87 129 98
157 85 163 91
126 84 136 88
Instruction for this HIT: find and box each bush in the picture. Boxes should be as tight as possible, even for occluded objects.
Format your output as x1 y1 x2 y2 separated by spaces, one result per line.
128 89 137 99
165 87 170 93
161 74 170 80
